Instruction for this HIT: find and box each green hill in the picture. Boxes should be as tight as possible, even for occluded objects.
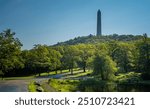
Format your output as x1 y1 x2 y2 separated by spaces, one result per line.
55 34 143 46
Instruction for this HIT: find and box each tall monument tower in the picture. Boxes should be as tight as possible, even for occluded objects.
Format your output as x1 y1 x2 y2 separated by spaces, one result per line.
97 9 102 36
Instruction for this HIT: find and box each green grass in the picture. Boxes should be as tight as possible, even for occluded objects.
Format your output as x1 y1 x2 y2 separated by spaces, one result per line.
65 70 92 79
115 72 142 84
0 68 83 81
36 71 56 76
35 68 81 77
28 81 37 92
49 79 79 92
27 71 150 92
3 75 35 80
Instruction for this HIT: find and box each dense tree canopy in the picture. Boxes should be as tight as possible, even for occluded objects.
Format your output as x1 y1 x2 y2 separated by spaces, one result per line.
55 34 143 46
62 45 80 74
0 29 150 81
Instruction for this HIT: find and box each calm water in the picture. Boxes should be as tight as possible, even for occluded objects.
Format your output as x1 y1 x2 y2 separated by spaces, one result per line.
98 83 150 92
117 83 150 92
79 83 150 92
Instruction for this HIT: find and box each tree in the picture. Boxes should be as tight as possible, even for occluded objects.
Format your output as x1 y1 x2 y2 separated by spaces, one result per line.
108 41 119 61
29 45 51 76
93 53 117 80
110 42 135 73
47 47 62 74
0 70 4 80
0 29 23 79
20 50 32 75
138 34 150 79
76 44 95 72
63 45 80 74
22 45 62 76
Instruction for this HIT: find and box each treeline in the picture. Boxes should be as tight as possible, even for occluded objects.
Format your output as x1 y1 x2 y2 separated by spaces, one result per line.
0 29 150 80
55 34 143 46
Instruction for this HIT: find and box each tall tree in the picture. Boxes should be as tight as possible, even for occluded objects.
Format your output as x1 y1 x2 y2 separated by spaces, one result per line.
138 34 150 79
93 53 117 80
76 44 95 72
30 45 51 76
111 42 135 73
47 47 62 74
0 29 23 79
63 45 79 74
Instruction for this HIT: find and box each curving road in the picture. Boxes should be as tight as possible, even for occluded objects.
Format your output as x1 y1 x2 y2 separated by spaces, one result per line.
0 71 83 92
0 78 51 92
0 75 63 92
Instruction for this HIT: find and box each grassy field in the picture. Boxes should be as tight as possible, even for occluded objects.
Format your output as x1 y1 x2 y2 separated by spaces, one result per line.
0 68 80 80
1 76 35 80
49 79 79 92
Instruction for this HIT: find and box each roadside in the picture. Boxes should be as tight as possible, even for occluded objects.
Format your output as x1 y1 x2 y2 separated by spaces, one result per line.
0 69 91 92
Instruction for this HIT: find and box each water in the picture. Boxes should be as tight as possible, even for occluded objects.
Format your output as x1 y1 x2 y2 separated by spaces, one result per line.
96 83 150 92
117 83 150 92
79 83 150 92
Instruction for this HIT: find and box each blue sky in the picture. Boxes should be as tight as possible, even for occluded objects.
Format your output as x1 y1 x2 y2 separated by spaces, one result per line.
0 0 150 49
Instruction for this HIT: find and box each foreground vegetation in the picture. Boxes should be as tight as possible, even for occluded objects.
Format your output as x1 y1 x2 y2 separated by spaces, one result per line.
28 71 150 92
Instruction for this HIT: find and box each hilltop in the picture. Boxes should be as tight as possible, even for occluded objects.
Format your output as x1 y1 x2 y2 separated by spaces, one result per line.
55 34 143 46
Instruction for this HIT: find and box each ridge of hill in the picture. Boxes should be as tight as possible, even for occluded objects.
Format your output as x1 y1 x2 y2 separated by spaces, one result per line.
55 34 143 46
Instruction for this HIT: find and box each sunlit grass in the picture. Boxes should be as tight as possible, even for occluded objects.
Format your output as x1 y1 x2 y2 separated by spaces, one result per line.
115 72 141 83
49 79 79 92
28 81 37 92
2 69 79 80
64 70 92 79
35 68 80 77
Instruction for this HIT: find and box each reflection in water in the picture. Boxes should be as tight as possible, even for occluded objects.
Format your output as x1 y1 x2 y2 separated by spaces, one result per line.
97 83 150 92
117 83 150 92
79 80 150 92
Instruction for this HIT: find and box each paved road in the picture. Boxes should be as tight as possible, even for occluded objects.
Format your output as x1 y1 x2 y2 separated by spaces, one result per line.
0 75 64 92
0 80 29 92
0 77 53 92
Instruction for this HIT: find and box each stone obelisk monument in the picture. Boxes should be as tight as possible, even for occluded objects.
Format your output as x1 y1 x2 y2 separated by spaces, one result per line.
97 9 102 36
